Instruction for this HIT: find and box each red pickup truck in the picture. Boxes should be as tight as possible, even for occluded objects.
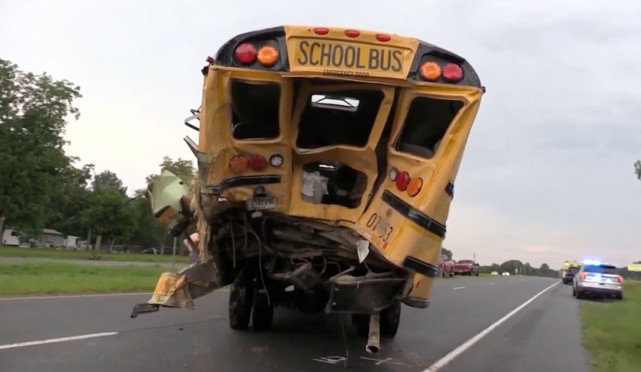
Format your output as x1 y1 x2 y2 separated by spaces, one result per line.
439 257 455 277
453 259 480 276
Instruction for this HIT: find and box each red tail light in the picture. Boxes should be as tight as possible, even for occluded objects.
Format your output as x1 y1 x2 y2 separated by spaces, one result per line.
313 27 329 35
235 43 257 64
248 155 268 171
618 275 624 283
376 33 391 42
579 272 586 280
345 29 360 38
395 171 410 191
443 63 463 82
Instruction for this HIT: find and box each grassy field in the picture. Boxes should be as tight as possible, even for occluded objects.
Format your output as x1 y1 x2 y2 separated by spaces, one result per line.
0 245 190 264
0 262 168 295
580 280 641 372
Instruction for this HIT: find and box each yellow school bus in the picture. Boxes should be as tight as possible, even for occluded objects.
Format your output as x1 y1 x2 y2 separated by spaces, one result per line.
131 25 485 353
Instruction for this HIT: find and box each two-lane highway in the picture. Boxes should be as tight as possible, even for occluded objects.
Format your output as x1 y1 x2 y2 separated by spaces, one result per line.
0 276 591 372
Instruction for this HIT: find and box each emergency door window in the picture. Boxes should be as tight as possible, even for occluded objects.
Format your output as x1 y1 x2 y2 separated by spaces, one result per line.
395 97 464 158
230 80 281 140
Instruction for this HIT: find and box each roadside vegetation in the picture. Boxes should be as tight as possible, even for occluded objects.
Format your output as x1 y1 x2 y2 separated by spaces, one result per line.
0 262 168 295
580 280 641 372
0 245 190 264
0 57 196 258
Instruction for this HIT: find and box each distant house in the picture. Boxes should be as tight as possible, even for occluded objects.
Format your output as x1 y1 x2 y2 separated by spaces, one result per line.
2 227 79 249
41 229 66 247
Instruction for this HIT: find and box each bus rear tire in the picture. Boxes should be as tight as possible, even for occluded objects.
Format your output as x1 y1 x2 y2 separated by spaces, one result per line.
380 300 401 338
351 301 401 339
228 265 255 330
252 287 274 331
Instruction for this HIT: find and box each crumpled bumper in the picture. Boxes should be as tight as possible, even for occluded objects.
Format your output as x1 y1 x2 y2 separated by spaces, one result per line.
130 258 224 318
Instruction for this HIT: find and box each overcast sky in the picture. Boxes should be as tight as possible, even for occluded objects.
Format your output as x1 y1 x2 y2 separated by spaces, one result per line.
1 0 640 268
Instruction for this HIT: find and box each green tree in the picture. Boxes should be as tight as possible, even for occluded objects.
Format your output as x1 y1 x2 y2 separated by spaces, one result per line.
80 187 137 253
499 260 524 275
146 156 195 185
0 58 82 237
92 169 127 194
47 162 94 238
128 189 173 251
441 247 453 260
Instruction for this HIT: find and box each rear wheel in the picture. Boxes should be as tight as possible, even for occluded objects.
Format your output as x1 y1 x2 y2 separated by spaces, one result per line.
380 300 401 338
576 289 583 299
615 293 623 300
351 301 402 339
228 265 255 330
252 284 274 331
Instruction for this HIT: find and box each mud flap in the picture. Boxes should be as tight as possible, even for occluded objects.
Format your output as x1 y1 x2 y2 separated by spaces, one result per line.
325 268 408 314
130 258 223 318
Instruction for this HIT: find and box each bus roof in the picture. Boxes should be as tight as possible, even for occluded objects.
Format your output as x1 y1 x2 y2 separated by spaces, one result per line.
211 25 483 89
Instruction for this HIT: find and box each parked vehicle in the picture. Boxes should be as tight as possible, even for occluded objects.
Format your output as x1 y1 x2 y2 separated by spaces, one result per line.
453 259 479 276
1 229 20 246
573 263 623 300
439 257 455 277
562 265 581 284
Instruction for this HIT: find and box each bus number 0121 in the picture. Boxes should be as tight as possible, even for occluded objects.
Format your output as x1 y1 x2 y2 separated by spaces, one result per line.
366 213 393 242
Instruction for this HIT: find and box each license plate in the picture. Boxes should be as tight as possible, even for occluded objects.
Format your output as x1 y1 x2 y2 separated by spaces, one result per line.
246 196 276 210
287 38 412 79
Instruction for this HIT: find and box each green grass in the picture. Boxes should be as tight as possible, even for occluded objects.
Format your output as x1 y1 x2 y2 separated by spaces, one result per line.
580 280 641 372
0 245 190 264
0 262 168 295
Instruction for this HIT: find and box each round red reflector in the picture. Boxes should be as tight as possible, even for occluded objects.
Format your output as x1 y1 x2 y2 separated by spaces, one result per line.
443 63 463 82
313 27 329 35
376 34 391 42
235 43 257 64
395 171 410 191
248 155 268 171
345 29 360 38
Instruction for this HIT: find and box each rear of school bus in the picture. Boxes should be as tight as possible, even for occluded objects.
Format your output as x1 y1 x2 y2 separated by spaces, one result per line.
132 25 484 347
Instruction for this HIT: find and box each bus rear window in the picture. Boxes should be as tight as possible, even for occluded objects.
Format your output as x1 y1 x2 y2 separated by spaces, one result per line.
296 90 384 149
231 80 280 140
395 97 464 158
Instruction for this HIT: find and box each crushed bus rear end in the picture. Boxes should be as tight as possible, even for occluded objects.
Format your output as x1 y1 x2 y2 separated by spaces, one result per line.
131 25 484 353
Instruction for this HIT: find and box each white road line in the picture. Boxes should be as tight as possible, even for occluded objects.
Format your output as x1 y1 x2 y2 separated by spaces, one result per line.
0 332 118 351
423 281 559 372
0 288 230 301
0 292 150 301
452 286 465 290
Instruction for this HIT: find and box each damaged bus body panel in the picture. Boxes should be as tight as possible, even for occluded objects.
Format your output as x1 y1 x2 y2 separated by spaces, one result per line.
131 25 485 353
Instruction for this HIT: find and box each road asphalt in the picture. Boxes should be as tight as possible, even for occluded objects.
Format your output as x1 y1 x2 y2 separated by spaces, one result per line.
0 276 592 372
